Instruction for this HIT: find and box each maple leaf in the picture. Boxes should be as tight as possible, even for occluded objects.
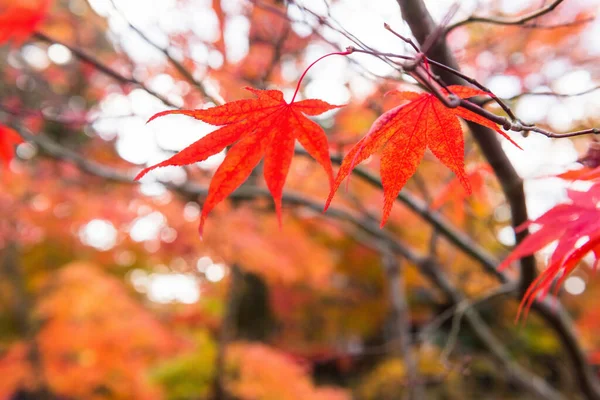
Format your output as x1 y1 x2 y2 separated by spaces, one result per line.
135 87 340 233
498 183 600 319
557 166 600 181
325 85 521 226
0 0 51 45
0 124 23 167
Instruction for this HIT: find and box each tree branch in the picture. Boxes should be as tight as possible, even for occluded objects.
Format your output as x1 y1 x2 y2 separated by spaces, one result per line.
296 148 502 278
395 0 600 398
395 0 533 305
1 242 53 399
349 46 600 140
33 31 180 109
447 0 567 33
13 123 570 400
106 0 223 105
380 245 423 400
213 265 242 400
418 258 565 400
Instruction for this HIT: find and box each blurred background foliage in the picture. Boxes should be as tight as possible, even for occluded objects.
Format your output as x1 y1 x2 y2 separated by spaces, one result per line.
1 0 600 399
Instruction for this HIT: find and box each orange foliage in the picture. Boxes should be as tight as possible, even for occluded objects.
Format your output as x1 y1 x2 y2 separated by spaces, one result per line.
0 263 184 399
206 208 335 287
431 163 493 223
227 343 350 400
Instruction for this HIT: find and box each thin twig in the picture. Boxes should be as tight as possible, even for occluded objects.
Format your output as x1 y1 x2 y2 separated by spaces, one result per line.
107 0 223 105
447 0 567 32
522 16 594 29
483 85 600 105
33 31 180 109
424 58 519 121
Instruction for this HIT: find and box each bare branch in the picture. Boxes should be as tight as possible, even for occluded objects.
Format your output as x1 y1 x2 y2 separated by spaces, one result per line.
447 0 567 33
107 0 223 105
423 58 518 121
295 148 502 278
419 283 517 344
348 46 600 139
456 97 600 138
1 242 53 399
33 31 180 109
395 0 600 398
418 258 564 400
380 244 423 399
521 16 595 30
484 85 600 105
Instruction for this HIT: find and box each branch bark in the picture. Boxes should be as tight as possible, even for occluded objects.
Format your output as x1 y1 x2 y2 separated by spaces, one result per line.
395 0 600 398
33 31 180 109
396 0 533 317
1 242 53 399
213 265 242 400
447 0 567 32
380 248 423 400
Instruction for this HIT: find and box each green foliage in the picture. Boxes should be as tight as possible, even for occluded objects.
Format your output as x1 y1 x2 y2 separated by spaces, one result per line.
151 330 217 400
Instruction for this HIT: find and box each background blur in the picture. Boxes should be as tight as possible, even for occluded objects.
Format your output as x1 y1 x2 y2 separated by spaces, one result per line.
2 0 600 399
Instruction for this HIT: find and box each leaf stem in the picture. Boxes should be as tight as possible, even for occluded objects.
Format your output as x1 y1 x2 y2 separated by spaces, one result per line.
290 49 354 103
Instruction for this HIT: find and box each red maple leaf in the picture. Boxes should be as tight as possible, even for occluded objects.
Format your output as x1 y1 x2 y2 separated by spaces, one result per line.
557 166 600 181
135 87 340 233
325 85 521 226
0 0 51 45
0 124 23 167
499 183 600 319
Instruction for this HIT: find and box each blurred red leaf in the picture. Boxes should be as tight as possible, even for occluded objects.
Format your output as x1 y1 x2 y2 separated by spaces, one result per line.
0 124 23 167
135 87 340 233
326 85 521 226
0 0 51 45
499 184 600 319
557 166 600 181
431 163 493 222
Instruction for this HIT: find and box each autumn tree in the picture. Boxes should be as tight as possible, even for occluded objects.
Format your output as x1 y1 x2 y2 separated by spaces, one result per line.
2 0 600 399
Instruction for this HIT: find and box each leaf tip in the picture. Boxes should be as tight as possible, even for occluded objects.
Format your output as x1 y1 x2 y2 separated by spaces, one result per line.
380 201 393 228
198 216 207 239
323 194 334 212
502 132 523 150
147 110 176 124
497 259 511 272
273 198 284 230
134 168 150 181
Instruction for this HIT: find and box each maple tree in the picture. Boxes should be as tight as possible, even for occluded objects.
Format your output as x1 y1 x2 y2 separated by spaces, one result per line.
3 0 600 399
